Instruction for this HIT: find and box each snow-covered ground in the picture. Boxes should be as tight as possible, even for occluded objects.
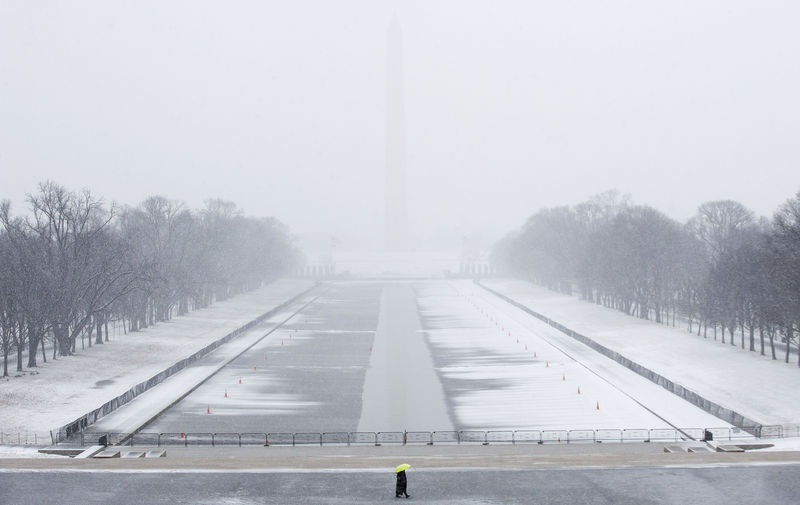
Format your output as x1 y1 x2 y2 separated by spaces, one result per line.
480 279 800 428
418 282 734 432
0 279 314 442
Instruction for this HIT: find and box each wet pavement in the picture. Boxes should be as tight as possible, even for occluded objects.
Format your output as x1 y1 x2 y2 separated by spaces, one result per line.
2 462 799 505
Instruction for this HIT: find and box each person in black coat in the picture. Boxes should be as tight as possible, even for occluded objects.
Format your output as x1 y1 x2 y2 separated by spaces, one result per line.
396 470 410 498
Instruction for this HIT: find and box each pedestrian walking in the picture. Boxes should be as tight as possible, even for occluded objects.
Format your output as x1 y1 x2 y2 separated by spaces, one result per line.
395 463 411 498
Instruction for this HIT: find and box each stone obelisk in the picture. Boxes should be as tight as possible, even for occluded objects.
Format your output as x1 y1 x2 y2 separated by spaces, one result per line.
384 17 409 252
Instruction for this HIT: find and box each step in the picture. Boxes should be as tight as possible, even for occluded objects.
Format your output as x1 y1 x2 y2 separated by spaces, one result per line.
74 445 105 459
93 449 121 458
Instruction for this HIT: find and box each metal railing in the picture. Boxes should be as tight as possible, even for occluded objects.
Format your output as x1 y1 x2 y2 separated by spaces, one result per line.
0 431 41 446
52 425 799 448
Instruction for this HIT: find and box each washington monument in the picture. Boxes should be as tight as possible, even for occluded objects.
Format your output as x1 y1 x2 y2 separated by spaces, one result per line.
384 17 409 251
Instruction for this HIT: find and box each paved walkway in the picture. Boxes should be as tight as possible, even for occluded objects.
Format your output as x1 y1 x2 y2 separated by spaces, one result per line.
5 443 800 471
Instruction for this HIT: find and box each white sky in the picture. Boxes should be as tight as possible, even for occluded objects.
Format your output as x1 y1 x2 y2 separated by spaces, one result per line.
1 1 798 252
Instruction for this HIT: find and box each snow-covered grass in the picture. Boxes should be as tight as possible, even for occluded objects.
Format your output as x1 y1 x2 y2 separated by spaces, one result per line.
481 279 800 428
0 279 314 442
0 445 62 458
418 281 732 432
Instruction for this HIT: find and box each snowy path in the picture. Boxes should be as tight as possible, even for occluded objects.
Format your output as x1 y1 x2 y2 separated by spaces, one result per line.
482 279 800 428
357 284 452 432
418 282 731 431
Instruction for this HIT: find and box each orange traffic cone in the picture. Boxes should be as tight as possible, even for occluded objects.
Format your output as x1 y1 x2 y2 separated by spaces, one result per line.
525 345 528 351
238 377 242 384
253 365 257 371
596 401 600 410
546 361 549 368
534 352 537 358
578 386 581 394
207 405 211 414
224 389 228 398
562 374 565 381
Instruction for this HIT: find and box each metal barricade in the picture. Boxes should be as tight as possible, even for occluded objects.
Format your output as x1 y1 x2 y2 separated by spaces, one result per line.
267 432 294 446
648 429 678 442
405 432 433 445
595 429 622 443
567 430 595 443
241 433 268 446
486 431 514 444
760 425 782 439
459 431 487 444
513 430 541 444
541 430 568 444
706 427 731 441
679 428 704 441
212 433 241 446
730 427 756 440
159 433 188 447
622 429 649 443
349 432 377 445
322 432 350 446
377 432 405 445
130 432 159 447
294 433 322 446
432 431 459 444
186 433 213 446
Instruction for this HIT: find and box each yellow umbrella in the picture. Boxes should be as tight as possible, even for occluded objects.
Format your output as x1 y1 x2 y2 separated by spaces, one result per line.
394 463 411 473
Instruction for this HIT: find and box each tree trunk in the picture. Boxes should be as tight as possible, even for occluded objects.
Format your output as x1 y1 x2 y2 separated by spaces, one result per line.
769 329 776 360
785 326 792 364
749 325 755 352
56 324 72 357
95 317 103 345
86 319 94 348
740 321 745 349
759 326 765 356
16 339 23 372
15 323 24 371
27 324 38 368
105 320 109 342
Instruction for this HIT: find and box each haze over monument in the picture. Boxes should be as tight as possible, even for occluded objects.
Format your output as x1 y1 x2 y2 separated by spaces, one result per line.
384 17 409 252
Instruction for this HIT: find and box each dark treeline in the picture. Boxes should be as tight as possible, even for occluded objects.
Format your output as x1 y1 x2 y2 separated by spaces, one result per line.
0 182 298 376
493 190 800 366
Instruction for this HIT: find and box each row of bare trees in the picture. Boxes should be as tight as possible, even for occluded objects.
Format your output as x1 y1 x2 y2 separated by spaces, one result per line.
493 190 800 366
0 182 298 376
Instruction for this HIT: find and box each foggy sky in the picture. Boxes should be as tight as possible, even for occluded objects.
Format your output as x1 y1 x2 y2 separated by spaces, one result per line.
1 1 799 253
